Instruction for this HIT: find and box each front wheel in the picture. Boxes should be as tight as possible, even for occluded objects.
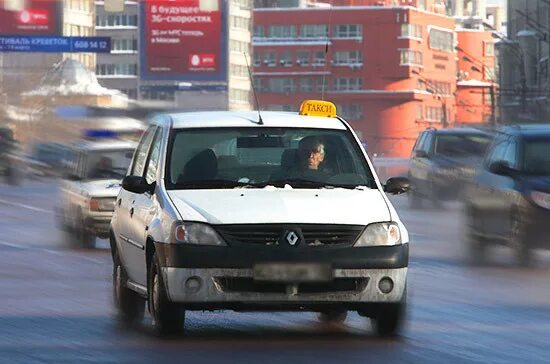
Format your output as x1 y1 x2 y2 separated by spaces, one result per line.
149 252 186 336
370 290 407 337
113 253 145 325
511 215 532 267
318 310 347 324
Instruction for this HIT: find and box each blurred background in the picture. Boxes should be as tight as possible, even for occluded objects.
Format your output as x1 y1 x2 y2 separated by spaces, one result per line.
2 0 550 363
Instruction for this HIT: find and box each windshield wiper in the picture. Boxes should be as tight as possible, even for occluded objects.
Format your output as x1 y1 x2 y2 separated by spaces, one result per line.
264 178 366 190
176 179 262 189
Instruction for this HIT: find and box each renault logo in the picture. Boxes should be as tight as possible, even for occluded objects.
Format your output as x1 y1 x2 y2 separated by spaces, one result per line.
286 231 299 246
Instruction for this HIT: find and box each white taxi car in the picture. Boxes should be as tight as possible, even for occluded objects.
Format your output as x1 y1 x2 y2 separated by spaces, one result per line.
57 139 137 248
110 101 411 336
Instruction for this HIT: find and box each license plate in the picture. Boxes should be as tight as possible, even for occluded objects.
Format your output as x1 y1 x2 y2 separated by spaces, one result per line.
253 263 332 282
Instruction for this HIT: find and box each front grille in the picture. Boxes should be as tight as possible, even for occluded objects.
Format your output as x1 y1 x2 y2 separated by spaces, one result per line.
214 277 369 294
214 224 364 247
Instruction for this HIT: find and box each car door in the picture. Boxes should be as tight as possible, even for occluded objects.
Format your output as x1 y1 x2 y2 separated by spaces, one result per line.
128 127 163 286
496 137 520 238
474 136 510 237
116 126 157 283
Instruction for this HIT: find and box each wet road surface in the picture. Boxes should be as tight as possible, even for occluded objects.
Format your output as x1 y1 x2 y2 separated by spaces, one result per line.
1 180 550 363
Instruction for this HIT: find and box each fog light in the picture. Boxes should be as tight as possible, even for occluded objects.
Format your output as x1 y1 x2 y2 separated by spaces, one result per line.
184 276 202 294
378 277 394 294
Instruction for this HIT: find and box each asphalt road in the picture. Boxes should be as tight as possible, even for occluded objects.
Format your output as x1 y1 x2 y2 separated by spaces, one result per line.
1 180 550 364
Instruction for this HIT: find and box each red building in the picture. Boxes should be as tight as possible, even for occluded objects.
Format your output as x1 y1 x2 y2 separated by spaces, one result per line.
456 30 496 125
253 1 495 157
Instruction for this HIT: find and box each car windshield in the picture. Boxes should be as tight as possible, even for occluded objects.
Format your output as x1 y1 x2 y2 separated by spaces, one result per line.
84 149 134 180
166 127 376 189
523 139 550 175
434 134 492 157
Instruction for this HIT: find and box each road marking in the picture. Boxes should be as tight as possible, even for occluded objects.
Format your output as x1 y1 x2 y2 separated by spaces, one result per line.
0 198 52 214
0 240 106 264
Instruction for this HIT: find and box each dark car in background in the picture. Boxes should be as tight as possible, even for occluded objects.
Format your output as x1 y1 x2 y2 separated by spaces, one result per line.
465 125 550 266
408 127 493 208
0 127 20 185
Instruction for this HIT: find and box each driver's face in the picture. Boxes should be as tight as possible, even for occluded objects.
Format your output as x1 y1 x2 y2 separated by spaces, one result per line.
304 145 325 170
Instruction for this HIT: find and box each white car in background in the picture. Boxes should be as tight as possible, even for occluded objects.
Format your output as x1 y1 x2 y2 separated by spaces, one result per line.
56 140 137 248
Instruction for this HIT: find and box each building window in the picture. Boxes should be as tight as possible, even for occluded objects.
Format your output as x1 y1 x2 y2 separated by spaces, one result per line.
231 15 250 30
401 24 422 39
268 25 296 38
400 49 423 66
484 41 495 56
253 25 264 37
111 39 138 53
229 89 250 103
315 77 327 92
333 51 362 65
313 51 326 66
230 64 248 77
230 40 249 53
120 88 137 100
417 104 423 120
96 14 138 27
300 78 313 92
268 78 295 93
263 51 276 66
141 90 175 101
253 78 267 92
301 24 327 38
484 66 495 81
338 104 363 120
296 51 309 66
425 106 443 122
334 24 362 39
279 51 292 66
334 77 362 91
253 52 261 67
429 28 454 52
96 63 137 76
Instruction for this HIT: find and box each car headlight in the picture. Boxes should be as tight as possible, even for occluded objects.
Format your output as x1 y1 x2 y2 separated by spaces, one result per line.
530 191 550 210
89 197 116 211
173 222 226 246
354 222 401 247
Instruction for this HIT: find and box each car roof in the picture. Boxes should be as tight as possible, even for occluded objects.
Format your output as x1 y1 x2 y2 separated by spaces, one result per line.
165 111 348 130
430 127 493 136
72 140 138 151
499 124 550 138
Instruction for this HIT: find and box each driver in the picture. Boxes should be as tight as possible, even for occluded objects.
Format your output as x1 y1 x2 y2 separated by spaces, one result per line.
90 156 114 179
286 136 330 181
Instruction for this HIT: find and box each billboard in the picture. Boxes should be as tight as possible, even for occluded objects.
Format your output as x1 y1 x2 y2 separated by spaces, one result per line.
140 0 228 81
0 0 62 35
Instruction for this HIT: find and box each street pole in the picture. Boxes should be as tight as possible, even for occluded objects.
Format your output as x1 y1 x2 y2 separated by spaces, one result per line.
490 84 496 126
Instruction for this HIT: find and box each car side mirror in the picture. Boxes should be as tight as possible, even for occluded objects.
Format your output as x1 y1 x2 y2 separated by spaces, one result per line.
415 150 429 158
122 176 154 194
384 177 411 195
489 161 515 177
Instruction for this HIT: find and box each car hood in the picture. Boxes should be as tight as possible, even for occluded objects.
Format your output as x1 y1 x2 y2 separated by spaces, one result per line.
167 188 391 225
80 179 121 198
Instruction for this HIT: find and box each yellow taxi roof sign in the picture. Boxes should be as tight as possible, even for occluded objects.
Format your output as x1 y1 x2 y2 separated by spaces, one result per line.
299 100 337 118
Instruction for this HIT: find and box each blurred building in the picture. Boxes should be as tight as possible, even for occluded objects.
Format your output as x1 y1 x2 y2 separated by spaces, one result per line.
498 0 550 124
0 0 96 104
253 1 456 157
94 0 253 111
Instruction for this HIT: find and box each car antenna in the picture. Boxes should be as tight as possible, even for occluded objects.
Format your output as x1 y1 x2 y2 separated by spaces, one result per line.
244 52 264 125
321 0 333 101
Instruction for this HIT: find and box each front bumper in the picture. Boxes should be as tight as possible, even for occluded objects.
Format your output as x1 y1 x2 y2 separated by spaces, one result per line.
156 243 409 309
84 212 113 237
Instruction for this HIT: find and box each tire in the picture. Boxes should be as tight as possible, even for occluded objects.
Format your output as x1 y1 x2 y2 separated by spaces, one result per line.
78 229 96 249
371 291 407 337
466 208 486 265
318 310 348 324
511 214 532 267
113 252 145 325
149 252 186 336
408 189 422 209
